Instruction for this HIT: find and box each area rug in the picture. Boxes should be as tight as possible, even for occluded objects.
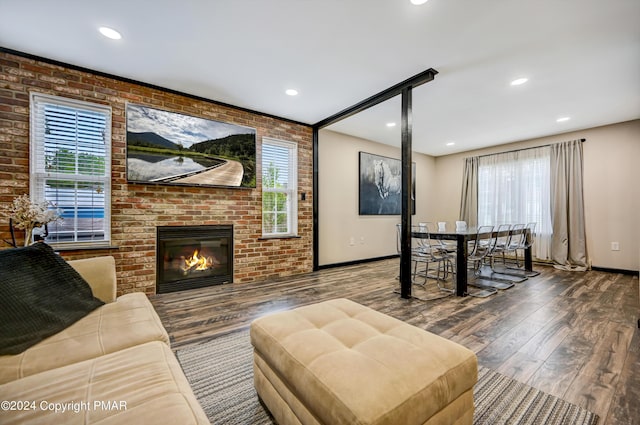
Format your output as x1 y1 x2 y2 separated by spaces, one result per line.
176 328 598 425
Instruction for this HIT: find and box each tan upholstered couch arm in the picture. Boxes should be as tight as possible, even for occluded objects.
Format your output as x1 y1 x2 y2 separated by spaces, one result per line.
68 256 117 303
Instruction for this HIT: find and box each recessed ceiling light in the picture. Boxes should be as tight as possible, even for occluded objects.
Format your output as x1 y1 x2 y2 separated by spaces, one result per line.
285 89 298 96
410 0 429 4
556 117 571 122
446 142 455 146
386 122 396 128
510 77 528 86
98 26 122 40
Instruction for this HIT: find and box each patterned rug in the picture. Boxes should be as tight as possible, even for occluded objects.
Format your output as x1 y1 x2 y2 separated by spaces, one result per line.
176 328 598 425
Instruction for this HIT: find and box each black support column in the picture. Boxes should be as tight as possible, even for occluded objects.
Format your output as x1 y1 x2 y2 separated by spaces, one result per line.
399 88 413 298
313 69 438 302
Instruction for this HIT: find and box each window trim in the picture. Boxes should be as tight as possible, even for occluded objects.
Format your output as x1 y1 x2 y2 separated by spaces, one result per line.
261 137 298 237
29 92 112 248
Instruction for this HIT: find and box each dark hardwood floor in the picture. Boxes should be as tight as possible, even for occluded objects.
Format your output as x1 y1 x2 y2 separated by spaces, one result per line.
150 259 640 424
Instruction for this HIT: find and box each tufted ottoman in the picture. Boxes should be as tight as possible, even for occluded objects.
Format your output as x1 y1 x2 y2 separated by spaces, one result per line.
250 298 478 425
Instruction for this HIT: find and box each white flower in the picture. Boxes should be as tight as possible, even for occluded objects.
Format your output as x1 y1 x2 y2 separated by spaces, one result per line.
4 194 63 230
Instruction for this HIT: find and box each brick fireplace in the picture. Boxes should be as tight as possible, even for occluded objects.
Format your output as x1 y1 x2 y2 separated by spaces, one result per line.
156 225 233 294
0 50 313 296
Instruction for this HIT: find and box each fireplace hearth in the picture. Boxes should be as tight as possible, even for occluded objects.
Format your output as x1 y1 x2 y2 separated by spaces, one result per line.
156 225 233 294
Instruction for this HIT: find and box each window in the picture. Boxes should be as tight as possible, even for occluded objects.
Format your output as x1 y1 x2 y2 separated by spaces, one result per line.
262 138 297 237
30 93 111 247
477 146 552 259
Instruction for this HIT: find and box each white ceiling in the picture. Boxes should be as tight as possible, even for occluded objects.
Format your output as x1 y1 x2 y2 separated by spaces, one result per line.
1 0 638 156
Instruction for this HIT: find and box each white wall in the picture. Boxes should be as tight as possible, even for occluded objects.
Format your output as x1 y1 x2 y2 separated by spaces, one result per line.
318 130 437 266
319 120 639 271
432 119 640 271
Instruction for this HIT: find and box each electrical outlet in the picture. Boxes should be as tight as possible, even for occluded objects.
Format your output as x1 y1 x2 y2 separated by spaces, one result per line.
611 242 620 251
349 237 355 246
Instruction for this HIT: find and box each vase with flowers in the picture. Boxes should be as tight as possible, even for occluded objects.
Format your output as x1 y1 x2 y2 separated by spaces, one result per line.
4 194 63 247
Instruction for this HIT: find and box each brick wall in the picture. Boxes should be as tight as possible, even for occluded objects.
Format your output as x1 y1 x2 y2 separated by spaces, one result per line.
0 51 314 295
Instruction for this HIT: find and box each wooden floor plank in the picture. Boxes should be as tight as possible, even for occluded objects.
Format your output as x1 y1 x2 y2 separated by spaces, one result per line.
562 320 635 419
604 329 640 425
495 351 545 383
517 310 573 361
521 331 594 399
150 259 640 423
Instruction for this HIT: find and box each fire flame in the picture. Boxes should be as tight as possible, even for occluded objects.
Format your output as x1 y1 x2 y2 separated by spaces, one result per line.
181 249 214 273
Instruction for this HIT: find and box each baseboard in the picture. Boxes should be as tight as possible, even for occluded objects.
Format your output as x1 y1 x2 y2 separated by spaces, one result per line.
318 258 638 276
591 266 638 276
318 255 399 270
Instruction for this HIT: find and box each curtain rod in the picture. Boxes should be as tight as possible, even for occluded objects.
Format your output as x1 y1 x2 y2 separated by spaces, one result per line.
475 138 586 159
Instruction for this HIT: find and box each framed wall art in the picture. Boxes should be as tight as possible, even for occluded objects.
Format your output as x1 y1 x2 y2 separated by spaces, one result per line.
359 152 415 215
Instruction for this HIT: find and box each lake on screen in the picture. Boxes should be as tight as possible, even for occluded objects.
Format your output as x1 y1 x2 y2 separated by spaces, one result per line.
127 152 221 181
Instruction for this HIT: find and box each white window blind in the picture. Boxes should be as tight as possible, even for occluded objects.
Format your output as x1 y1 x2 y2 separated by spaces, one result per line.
262 138 297 236
30 93 111 246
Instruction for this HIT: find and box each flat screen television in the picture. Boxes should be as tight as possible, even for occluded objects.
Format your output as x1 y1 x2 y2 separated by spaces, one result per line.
126 104 256 188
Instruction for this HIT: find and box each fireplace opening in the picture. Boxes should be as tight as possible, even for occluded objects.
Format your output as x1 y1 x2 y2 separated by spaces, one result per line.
157 225 233 294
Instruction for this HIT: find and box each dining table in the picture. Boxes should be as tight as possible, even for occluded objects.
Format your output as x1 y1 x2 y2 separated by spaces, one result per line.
411 226 533 296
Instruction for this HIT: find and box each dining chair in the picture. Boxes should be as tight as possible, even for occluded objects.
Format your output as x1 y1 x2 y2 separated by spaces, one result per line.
500 223 526 266
414 223 451 283
489 223 514 267
420 222 455 254
416 223 455 294
475 223 524 286
396 223 429 285
432 221 457 254
465 225 499 297
505 222 540 277
395 224 453 299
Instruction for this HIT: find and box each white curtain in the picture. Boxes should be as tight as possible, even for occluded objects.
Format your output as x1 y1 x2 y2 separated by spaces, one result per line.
477 146 553 260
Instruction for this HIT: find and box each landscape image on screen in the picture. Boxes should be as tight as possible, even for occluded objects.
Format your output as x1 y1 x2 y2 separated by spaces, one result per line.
126 104 256 188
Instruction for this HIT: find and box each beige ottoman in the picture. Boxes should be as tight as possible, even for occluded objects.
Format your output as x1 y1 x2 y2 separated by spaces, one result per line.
250 298 477 425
